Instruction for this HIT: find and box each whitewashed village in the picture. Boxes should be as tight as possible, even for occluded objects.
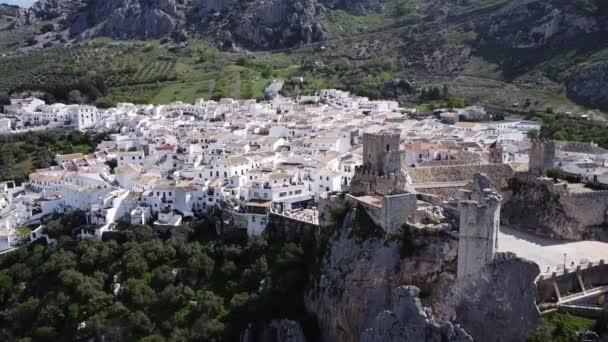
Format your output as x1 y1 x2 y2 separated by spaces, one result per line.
2 86 608 298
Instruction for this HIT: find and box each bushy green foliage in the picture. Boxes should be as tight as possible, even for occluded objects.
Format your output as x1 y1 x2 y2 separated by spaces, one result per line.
546 168 565 181
0 217 320 341
0 130 109 183
527 313 596 342
541 115 608 148
328 204 347 223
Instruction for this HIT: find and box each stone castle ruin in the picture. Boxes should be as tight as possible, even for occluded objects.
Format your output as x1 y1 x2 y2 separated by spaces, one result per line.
503 173 608 241
529 139 556 176
457 173 502 278
508 137 608 241
350 132 407 196
345 131 417 234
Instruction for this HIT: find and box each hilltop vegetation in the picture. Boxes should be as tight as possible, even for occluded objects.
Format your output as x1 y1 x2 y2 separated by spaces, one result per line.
0 218 319 341
0 130 107 183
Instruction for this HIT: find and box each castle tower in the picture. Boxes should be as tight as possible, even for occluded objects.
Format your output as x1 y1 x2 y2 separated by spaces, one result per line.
488 140 504 164
362 132 403 177
529 139 556 176
457 173 502 278
350 131 406 196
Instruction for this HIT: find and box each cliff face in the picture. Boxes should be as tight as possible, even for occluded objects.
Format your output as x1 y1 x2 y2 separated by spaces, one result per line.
305 210 461 342
502 174 608 241
567 61 608 110
305 207 539 342
478 1 604 50
435 253 541 342
14 0 333 48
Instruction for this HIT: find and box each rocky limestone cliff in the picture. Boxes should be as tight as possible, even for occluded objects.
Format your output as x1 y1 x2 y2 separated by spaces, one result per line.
306 206 540 342
479 1 604 49
434 252 541 342
567 61 608 110
501 174 608 241
261 320 308 342
360 286 472 342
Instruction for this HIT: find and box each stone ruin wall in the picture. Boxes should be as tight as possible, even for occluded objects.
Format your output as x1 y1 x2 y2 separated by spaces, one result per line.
503 173 608 240
344 193 418 234
349 170 406 196
383 193 417 232
563 190 608 232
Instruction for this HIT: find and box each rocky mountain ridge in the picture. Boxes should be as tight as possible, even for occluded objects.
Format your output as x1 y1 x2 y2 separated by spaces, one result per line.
12 0 375 48
4 0 608 110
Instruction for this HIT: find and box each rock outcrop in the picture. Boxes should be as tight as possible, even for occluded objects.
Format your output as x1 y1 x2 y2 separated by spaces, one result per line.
478 1 604 49
435 253 540 342
360 286 472 342
305 209 460 342
306 206 540 342
261 320 308 342
567 61 608 110
502 173 608 241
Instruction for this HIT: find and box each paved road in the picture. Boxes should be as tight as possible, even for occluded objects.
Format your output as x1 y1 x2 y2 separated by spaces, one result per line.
498 226 608 273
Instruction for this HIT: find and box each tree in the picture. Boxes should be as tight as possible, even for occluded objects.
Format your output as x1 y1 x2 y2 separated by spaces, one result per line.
446 97 465 108
442 84 449 99
546 168 564 181
527 129 540 140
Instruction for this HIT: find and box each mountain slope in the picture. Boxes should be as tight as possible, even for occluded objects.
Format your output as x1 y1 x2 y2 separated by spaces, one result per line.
2 0 608 112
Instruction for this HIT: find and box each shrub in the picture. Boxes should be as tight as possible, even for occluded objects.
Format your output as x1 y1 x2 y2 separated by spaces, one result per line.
40 23 54 34
546 168 564 181
328 204 347 223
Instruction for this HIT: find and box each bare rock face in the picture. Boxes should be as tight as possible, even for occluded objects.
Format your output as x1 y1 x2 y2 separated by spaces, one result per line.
306 207 541 342
360 286 472 342
435 253 541 342
479 1 603 49
261 320 307 342
305 210 463 342
567 61 608 111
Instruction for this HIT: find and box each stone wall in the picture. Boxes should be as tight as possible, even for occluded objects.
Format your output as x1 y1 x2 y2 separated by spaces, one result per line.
267 212 319 242
565 191 608 231
537 260 608 303
345 193 417 234
349 171 406 196
503 173 608 240
383 193 418 233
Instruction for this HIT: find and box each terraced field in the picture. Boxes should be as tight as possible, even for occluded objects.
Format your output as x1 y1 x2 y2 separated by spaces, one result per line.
0 39 300 106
